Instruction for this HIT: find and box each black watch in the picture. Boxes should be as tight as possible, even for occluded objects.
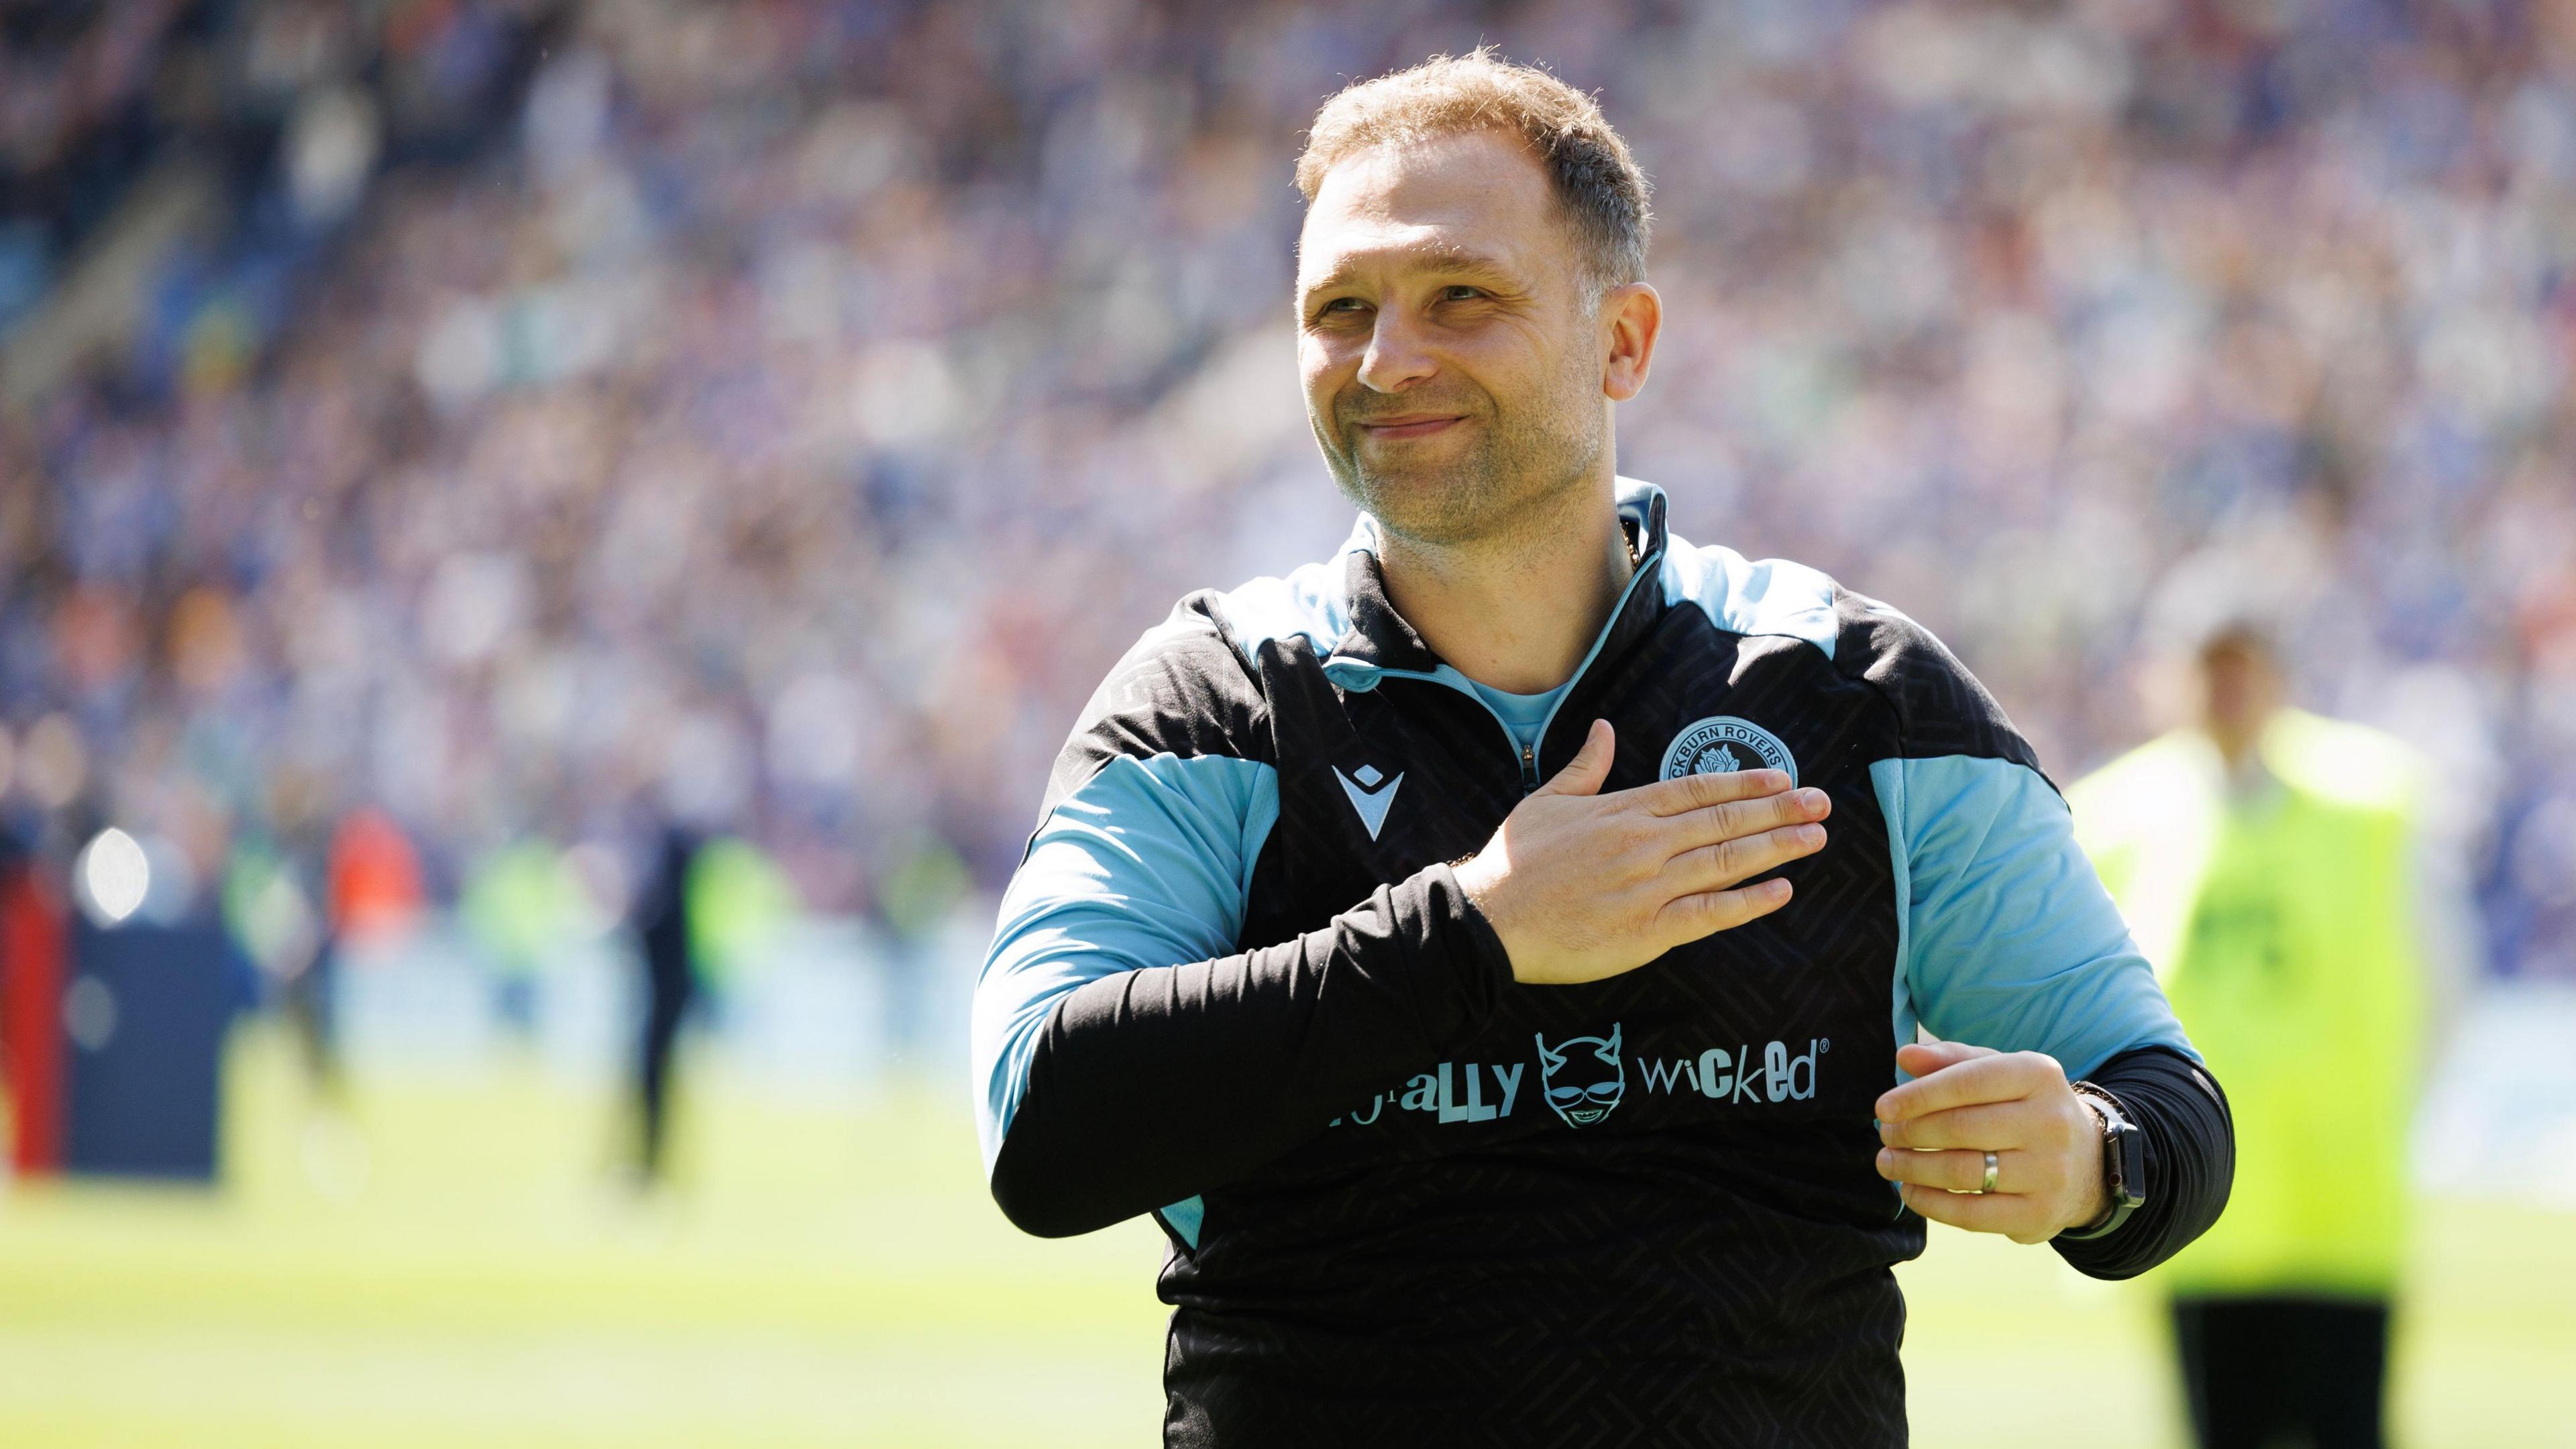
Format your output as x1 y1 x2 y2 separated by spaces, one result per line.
2059 1085 2146 1240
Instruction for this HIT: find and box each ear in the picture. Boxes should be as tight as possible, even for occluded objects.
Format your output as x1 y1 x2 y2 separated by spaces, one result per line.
1600 283 1661 402
1605 1022 1621 1055
1535 1034 1562 1071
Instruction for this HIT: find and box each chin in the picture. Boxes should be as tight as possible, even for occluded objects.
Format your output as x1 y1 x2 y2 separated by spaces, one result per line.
1346 465 1499 545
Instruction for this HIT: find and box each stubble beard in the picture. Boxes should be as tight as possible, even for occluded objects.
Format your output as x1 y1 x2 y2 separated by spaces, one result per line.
1315 362 1607 553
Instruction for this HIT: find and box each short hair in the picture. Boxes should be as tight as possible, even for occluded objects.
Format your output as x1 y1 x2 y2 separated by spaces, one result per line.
1294 48 1652 300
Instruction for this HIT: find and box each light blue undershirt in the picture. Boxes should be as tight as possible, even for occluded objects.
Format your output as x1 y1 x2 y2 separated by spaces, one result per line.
1466 678 1570 758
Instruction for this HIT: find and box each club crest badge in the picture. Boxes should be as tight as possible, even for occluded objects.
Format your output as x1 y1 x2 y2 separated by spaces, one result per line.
1659 715 1796 786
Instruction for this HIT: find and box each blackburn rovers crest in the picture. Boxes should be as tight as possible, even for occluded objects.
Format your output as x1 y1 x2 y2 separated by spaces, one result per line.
1660 715 1796 786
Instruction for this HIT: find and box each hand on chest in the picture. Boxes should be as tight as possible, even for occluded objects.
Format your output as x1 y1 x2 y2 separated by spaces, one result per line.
1252 635 1909 1144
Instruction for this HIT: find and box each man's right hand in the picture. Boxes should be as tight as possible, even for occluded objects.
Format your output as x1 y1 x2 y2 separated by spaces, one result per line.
1452 718 1830 985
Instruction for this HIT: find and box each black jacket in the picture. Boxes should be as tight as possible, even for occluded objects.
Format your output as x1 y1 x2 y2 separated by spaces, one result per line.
973 480 2232 1447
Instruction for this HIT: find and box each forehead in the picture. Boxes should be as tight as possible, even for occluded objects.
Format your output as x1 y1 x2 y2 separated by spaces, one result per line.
1297 128 1568 286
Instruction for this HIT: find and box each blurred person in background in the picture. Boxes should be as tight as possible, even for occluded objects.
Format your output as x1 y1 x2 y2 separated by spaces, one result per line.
321 805 425 1060
876 828 969 1068
625 820 794 1183
460 836 563 1041
629 823 700 1187
234 773 341 1097
2072 619 2440 1449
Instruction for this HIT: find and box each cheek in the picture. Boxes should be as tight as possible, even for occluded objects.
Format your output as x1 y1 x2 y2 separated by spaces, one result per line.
1299 337 1352 404
1448 329 1567 417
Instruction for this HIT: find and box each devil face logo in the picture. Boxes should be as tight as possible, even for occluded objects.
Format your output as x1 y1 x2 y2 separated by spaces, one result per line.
1535 1025 1625 1128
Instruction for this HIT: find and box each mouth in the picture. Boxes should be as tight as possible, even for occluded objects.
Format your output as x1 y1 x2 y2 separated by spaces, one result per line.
1352 413 1465 441
1565 1107 1607 1125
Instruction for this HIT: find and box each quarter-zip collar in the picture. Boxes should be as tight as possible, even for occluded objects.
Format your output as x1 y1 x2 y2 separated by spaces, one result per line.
1322 477 1672 684
1320 479 1675 784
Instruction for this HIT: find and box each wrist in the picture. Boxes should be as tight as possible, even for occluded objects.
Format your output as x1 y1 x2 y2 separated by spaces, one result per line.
2064 1097 2115 1234
1453 850 1558 985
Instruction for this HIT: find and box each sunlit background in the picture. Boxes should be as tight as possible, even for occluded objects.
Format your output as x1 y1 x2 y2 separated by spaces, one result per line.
1 1 2572 1445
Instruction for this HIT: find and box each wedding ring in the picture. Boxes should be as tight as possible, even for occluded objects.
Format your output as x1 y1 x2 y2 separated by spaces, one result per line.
1979 1151 1999 1194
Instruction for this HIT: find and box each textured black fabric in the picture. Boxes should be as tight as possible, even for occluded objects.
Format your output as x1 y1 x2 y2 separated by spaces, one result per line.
996 491 2229 1447
2056 1045 2235 1280
989 863 1512 1238
1833 590 2045 774
1037 601 1273 822
2172 1296 2390 1449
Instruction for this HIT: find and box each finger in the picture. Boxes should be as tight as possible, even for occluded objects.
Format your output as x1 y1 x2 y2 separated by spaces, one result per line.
1654 877 1792 945
1896 1181 2046 1239
1894 1039 1998 1079
1875 1051 2059 1122
1663 822 1827 896
1534 719 1614 798
1876 1147 2036 1195
1876 1102 2037 1152
1635 767 1794 816
1662 786 1832 856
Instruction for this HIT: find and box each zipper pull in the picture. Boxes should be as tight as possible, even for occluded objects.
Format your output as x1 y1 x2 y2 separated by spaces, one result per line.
1521 742 1537 787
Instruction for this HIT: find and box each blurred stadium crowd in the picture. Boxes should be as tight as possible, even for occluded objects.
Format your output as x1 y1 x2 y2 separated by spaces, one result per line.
1 0 2572 989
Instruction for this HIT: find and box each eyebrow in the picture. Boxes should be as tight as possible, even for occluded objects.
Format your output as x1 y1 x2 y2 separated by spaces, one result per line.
1297 241 1520 300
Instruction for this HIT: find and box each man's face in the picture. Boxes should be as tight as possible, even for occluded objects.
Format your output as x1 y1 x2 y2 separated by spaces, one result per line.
1295 129 1611 547
2194 635 2284 763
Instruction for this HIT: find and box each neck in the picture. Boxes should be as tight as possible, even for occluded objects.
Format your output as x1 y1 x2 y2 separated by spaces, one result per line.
1375 472 1635 694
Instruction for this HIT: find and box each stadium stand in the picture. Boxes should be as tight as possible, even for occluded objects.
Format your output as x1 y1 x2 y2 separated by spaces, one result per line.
0 0 2569 985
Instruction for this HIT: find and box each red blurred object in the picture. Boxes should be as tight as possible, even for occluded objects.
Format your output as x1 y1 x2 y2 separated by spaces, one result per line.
329 808 424 950
1 861 67 1175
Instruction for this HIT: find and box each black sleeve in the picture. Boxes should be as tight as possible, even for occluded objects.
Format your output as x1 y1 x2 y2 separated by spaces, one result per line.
2053 1045 2235 1279
988 862 1512 1238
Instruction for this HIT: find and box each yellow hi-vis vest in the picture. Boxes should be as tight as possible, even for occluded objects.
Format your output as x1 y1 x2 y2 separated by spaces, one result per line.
2068 710 2424 1297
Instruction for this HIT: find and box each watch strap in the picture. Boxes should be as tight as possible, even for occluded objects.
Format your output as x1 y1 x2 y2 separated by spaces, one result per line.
2060 1083 2146 1241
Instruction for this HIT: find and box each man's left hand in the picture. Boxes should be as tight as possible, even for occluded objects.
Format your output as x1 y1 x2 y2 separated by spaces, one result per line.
1872 1040 2108 1244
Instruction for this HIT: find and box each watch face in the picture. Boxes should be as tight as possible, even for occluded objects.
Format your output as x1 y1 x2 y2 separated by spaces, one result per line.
2114 1122 2147 1207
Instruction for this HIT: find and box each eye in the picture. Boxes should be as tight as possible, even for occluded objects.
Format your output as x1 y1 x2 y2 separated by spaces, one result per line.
1587 1082 1620 1095
1550 1086 1585 1102
1437 284 1483 303
1314 297 1368 319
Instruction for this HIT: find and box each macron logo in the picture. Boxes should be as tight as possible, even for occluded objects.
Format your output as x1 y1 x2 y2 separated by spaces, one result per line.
1334 763 1403 841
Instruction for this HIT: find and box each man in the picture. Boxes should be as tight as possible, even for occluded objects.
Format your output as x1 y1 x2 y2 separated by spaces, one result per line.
2072 622 2430 1449
631 823 702 1185
973 52 2233 1446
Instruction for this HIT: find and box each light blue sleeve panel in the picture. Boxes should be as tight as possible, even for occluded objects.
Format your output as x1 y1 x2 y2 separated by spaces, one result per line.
972 752 1281 1174
1871 755 2196 1081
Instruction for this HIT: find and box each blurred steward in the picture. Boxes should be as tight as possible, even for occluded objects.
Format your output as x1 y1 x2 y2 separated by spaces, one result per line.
460 837 589 1040
288 805 422 1091
2071 620 2460 1449
876 828 968 1069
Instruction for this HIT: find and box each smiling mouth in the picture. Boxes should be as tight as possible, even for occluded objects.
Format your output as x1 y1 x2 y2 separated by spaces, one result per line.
1354 414 1464 441
1565 1107 1607 1125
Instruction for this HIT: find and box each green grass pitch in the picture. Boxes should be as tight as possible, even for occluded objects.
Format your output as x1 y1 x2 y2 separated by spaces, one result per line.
0 1025 2569 1447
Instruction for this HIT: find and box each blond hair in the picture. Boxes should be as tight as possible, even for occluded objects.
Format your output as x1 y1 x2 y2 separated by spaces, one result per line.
1294 48 1653 297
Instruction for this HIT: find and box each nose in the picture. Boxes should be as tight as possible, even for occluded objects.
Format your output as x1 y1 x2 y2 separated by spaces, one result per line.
1356 308 1436 394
